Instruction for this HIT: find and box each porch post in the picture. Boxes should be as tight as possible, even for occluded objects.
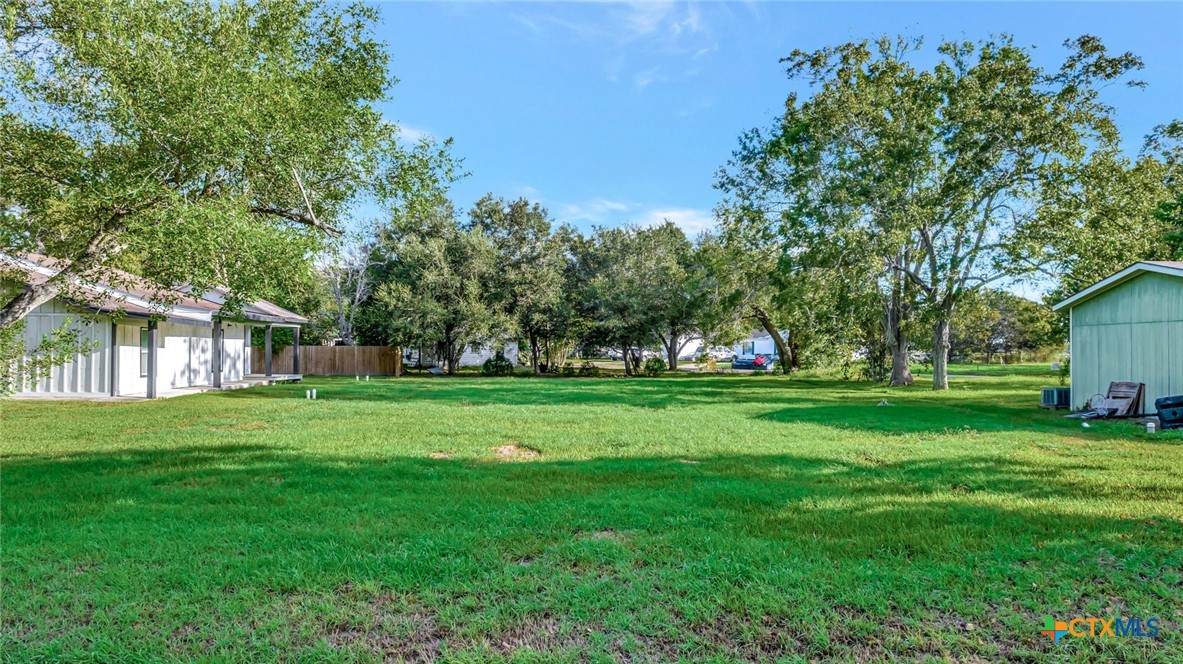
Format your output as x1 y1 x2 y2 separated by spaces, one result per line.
292 326 301 375
146 320 158 399
264 324 273 377
109 321 118 397
212 320 223 388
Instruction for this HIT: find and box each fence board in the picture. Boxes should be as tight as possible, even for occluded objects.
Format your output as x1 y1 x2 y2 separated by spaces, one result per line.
251 345 402 376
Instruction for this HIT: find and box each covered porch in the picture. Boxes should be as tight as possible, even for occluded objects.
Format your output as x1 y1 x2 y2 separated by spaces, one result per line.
134 317 304 398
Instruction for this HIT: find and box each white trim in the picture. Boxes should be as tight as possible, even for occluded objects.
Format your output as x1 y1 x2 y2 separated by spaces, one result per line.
1053 262 1183 312
1068 307 1074 408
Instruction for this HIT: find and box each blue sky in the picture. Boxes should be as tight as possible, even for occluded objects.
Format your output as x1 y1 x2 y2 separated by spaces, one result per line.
374 1 1183 235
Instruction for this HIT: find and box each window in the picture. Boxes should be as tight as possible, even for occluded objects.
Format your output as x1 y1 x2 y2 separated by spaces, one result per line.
742 342 755 356
139 328 149 377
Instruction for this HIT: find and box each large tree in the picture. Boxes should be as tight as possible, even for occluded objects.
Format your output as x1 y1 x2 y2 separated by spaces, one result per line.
1035 121 1182 296
1 0 454 326
369 204 505 375
711 205 795 374
573 225 671 376
466 195 567 374
733 35 1145 389
319 235 380 346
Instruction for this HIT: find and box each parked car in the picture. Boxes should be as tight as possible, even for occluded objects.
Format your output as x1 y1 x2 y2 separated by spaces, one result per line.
707 347 737 362
732 354 776 371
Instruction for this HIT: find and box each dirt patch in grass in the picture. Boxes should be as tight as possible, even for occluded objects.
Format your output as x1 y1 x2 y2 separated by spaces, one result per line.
326 611 443 661
576 529 627 543
484 614 591 655
494 444 540 462
677 458 703 465
428 451 452 459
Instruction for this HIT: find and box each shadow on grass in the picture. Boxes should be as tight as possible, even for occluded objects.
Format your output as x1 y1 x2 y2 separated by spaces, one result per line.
202 375 1153 439
5 443 1180 660
6 443 1180 550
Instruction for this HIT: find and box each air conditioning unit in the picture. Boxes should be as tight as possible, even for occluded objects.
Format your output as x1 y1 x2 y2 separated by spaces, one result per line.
1041 387 1071 409
1156 395 1183 430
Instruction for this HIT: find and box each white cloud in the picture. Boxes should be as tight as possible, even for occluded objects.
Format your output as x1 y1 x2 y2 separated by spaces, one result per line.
512 1 715 89
557 198 632 224
637 207 716 237
633 66 664 89
512 185 542 199
397 125 431 143
537 193 717 236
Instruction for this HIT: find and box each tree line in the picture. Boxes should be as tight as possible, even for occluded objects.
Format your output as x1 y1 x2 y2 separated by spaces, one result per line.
313 195 748 376
714 35 1181 389
307 36 1179 387
3 4 1179 391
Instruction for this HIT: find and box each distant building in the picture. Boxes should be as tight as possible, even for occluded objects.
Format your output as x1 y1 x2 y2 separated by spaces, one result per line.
403 339 519 369
1053 261 1183 411
732 329 788 359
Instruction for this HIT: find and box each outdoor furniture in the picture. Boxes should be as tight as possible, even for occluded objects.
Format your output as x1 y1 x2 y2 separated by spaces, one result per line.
1099 381 1145 417
1068 381 1146 419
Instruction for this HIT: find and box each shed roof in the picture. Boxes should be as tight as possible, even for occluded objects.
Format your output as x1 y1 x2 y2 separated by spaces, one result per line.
1052 261 1183 312
1 252 307 325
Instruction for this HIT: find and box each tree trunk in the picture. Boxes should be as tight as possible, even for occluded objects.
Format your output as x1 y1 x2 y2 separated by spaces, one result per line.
444 329 458 375
0 280 62 328
622 344 631 376
932 317 951 390
884 278 914 386
751 305 791 374
0 223 121 328
530 332 541 375
666 327 678 371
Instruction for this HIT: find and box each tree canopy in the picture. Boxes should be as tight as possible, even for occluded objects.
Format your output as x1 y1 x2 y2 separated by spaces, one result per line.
719 34 1156 389
1 0 456 325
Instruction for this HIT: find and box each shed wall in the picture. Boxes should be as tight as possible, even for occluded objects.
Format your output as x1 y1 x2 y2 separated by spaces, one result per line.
1071 272 1183 410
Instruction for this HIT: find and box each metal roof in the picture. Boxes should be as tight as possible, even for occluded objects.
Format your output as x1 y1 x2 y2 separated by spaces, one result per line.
1052 261 1183 312
1 252 308 325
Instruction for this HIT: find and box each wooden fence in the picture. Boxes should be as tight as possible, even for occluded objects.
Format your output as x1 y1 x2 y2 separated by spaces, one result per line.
252 345 402 376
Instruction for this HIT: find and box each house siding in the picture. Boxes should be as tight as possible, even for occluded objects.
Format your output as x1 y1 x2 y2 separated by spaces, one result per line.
16 301 112 395
17 302 262 397
1069 271 1183 410
457 341 519 367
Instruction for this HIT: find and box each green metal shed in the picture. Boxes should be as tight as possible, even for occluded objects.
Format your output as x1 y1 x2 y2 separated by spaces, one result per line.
1053 261 1183 413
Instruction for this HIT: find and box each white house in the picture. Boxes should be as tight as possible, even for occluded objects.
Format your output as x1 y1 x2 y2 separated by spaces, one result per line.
4 253 307 398
732 329 789 359
403 339 520 369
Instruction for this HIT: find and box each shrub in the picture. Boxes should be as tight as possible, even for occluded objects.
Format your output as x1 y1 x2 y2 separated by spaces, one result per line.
560 362 576 377
577 361 600 377
480 352 514 376
643 357 666 377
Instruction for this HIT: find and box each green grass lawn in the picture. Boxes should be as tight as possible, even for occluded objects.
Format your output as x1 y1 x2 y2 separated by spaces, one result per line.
2 368 1181 662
